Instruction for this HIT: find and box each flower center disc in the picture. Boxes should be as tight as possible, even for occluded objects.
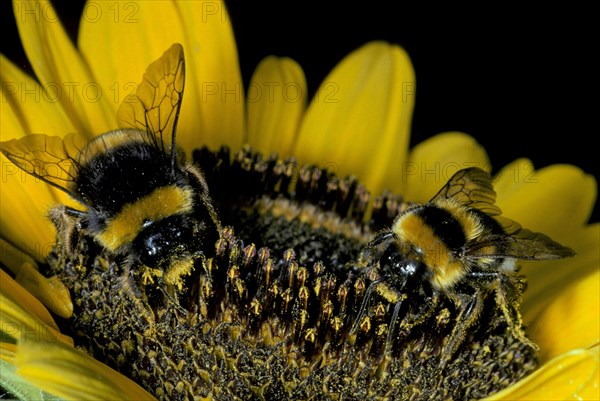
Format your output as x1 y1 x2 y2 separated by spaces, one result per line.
47 146 537 401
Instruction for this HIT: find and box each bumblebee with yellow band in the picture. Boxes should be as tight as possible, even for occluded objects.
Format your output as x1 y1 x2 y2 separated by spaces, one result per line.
0 44 221 291
0 43 579 399
353 167 575 363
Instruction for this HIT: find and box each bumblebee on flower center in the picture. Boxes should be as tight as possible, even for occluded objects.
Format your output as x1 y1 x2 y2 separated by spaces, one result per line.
1 2 597 400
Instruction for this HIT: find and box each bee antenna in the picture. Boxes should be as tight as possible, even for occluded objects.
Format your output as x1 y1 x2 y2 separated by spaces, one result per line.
359 231 396 266
369 231 396 248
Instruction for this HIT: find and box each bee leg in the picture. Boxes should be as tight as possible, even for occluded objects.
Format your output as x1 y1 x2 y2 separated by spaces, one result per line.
159 285 188 315
48 205 87 255
118 260 156 326
384 295 406 353
441 290 485 367
469 271 536 350
383 276 413 353
491 274 538 350
185 162 222 234
350 278 384 334
393 292 439 349
119 262 141 298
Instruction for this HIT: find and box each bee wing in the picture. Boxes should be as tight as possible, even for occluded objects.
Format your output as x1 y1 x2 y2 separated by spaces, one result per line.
0 133 88 203
493 215 523 235
465 229 576 260
429 167 502 216
117 43 185 163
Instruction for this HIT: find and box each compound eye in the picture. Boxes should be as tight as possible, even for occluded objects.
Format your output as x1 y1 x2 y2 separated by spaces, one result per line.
379 243 427 279
380 244 404 275
139 229 169 267
399 260 419 276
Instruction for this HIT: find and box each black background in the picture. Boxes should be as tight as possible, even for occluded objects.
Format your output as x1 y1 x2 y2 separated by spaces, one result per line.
2 2 597 223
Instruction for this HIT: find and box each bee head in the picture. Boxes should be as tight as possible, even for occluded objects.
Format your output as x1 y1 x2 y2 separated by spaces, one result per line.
135 214 201 269
381 241 430 278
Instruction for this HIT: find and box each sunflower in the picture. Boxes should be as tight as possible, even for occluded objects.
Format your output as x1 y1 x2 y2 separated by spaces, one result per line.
1 1 598 400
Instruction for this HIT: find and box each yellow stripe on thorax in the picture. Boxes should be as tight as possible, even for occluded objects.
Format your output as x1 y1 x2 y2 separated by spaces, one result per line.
395 213 465 289
396 213 450 269
96 186 194 251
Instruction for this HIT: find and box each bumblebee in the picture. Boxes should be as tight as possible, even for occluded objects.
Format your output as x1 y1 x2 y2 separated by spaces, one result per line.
0 44 221 291
354 167 574 362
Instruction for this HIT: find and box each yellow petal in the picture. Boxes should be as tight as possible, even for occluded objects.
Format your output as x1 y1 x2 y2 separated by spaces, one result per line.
175 0 245 152
1 59 84 261
1 239 72 319
530 268 600 362
294 41 415 195
247 56 307 157
79 0 245 152
518 224 600 360
0 264 61 330
16 340 157 401
0 152 58 262
1 55 78 253
492 158 535 201
403 132 490 203
12 0 115 135
0 290 72 346
77 1 183 122
494 160 599 361
4 10 105 254
521 223 599 312
1 55 76 136
1 356 64 401
494 161 597 243
486 344 599 400
1 54 79 203
1 343 17 363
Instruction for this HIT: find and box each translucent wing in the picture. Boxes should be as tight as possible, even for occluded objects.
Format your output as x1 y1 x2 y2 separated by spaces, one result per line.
465 229 576 260
493 215 523 236
0 133 88 203
430 167 501 216
117 43 185 166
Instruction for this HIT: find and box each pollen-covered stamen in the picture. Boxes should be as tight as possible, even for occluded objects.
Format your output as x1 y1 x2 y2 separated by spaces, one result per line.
45 147 541 401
